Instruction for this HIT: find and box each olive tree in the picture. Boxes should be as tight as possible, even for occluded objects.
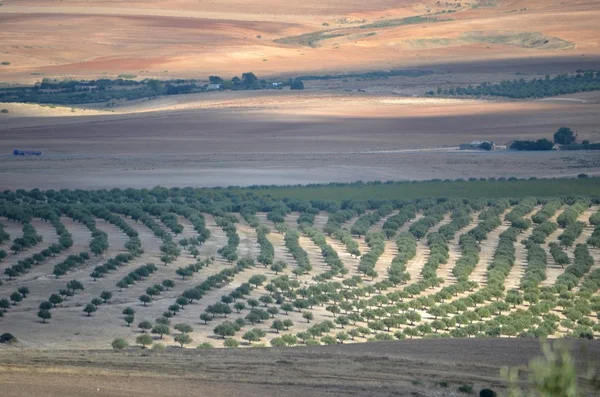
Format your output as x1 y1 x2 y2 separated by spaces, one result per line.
174 333 192 347
112 338 129 351
38 309 51 323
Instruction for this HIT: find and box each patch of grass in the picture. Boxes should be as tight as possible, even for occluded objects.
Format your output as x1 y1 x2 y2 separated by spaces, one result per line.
359 15 449 29
458 384 474 394
274 30 346 48
462 31 573 50
438 381 449 388
0 109 8 114
347 32 377 40
117 74 137 79
297 69 433 81
472 0 498 8
1 61 10 66
411 379 424 386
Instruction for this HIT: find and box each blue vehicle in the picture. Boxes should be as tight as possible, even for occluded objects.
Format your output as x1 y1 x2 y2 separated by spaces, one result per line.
13 149 43 156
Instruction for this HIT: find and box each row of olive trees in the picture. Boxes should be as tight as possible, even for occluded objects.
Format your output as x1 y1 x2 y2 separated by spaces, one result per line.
216 215 240 263
115 263 158 289
301 224 347 280
350 203 394 238
1 209 75 280
284 230 311 274
0 287 30 318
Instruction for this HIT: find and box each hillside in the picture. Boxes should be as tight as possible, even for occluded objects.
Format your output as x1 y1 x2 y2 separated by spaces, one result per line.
0 0 599 83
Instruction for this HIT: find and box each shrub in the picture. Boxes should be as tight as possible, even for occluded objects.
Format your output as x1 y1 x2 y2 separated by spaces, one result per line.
111 338 128 351
458 384 474 394
152 342 165 351
479 389 497 397
290 79 305 90
224 338 239 348
554 127 576 145
0 333 16 343
136 334 153 348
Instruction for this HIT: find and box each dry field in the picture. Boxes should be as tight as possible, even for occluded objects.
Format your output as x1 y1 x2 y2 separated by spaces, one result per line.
0 0 599 82
1 339 599 397
0 0 599 189
1 91 600 189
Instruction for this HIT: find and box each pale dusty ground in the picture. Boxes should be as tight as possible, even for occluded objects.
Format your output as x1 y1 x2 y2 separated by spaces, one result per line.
1 89 599 190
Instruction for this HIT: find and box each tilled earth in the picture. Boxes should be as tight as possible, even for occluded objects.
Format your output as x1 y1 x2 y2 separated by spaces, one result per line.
1 339 599 397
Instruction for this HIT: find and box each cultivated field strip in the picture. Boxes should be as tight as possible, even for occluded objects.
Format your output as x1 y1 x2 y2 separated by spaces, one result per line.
1 192 600 349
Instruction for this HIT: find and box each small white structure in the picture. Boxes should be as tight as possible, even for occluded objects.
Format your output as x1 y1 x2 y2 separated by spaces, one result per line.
207 83 222 91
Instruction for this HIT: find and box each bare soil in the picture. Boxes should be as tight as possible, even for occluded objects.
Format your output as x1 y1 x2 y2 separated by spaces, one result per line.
1 91 599 190
1 339 599 397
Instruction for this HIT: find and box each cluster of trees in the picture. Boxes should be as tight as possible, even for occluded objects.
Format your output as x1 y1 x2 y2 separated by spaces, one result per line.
88 253 135 281
0 223 9 246
511 127 598 151
115 263 158 290
256 225 275 266
176 258 212 280
53 252 90 278
357 232 386 279
558 221 585 248
381 204 418 239
334 229 361 257
409 213 443 240
210 73 300 91
11 222 43 253
324 209 360 235
486 227 518 294
548 243 570 268
521 243 548 289
2 214 76 280
0 287 30 318
284 230 312 274
510 138 554 151
185 212 211 244
555 244 594 290
216 215 240 263
387 232 416 285
175 258 257 322
589 210 600 249
35 280 85 322
301 224 347 280
438 206 475 241
531 200 562 224
428 71 600 99
350 203 394 238
159 212 184 235
557 200 589 227
0 71 305 106
527 221 558 245
65 207 110 255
